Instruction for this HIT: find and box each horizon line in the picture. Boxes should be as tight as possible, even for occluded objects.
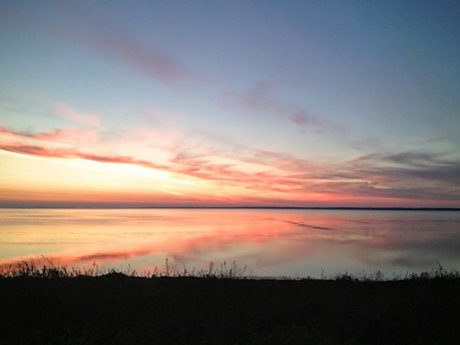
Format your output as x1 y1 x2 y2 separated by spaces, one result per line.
1 205 460 211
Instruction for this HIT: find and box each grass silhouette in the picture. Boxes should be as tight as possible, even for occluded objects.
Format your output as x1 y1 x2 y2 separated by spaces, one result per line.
2 258 458 281
1 260 459 344
0 259 250 279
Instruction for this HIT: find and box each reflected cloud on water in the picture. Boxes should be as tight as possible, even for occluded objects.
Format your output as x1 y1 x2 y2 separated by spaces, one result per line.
1 209 460 277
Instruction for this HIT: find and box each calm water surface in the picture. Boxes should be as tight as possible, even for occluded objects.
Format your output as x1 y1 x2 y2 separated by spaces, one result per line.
1 208 460 277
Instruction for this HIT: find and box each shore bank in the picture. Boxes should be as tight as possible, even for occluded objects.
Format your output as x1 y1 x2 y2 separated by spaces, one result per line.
1 269 459 345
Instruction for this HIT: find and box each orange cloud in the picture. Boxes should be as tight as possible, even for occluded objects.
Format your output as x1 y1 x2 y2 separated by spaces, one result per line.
1 125 459 207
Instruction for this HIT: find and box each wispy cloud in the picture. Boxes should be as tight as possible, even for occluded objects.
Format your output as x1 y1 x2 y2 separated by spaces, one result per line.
349 151 460 186
0 126 99 150
0 142 170 172
1 125 459 205
224 82 341 132
55 102 101 128
53 2 192 85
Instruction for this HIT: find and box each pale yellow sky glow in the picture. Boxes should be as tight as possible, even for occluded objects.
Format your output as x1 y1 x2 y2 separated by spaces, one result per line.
0 150 297 205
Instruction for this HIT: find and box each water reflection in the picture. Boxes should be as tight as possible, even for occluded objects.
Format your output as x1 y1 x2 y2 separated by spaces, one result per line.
1 209 459 277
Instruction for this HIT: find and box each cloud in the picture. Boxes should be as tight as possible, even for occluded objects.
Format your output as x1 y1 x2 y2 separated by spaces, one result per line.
55 103 101 128
1 125 460 206
0 126 315 200
0 127 283 189
1 145 68 158
0 126 100 150
0 142 170 172
53 2 191 84
350 151 460 187
225 82 341 132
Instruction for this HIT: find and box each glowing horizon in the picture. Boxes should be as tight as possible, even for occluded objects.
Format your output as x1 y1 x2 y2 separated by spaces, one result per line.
1 1 460 208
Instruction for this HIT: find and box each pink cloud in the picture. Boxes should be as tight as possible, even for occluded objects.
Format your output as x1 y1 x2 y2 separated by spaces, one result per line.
0 143 171 172
54 103 101 128
0 126 309 195
1 125 459 206
0 126 99 151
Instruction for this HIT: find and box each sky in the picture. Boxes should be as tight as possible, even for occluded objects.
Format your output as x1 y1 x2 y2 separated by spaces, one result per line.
1 0 460 207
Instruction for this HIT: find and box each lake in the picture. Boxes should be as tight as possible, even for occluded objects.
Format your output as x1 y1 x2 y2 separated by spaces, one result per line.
1 208 459 278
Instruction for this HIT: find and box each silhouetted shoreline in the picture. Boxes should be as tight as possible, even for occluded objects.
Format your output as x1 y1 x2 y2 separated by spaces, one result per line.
1 266 459 345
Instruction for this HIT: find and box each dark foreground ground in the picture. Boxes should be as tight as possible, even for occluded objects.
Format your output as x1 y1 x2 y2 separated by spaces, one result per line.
1 274 459 345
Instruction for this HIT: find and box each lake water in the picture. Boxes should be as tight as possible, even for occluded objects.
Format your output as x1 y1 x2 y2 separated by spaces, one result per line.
1 208 460 278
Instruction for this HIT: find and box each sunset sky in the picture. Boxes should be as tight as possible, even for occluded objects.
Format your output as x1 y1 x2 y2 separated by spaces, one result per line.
1 0 460 207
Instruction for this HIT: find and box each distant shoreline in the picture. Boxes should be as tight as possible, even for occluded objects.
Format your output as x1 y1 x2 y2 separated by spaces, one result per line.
1 206 460 211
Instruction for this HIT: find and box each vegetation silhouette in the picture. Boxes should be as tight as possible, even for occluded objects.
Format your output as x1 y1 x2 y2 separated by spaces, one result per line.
1 260 459 344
